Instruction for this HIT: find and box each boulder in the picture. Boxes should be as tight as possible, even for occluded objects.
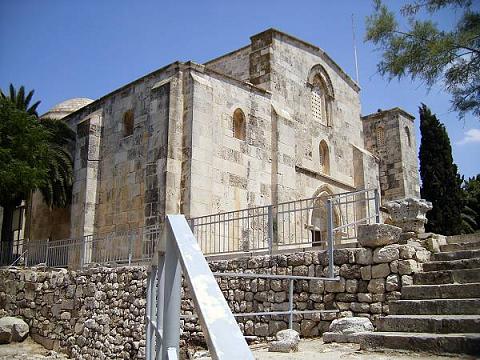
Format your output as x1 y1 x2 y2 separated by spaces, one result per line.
327 317 374 334
0 316 29 344
323 317 374 342
268 329 300 353
357 224 402 248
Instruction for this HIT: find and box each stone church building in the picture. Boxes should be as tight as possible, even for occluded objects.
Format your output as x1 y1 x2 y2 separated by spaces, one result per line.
27 28 420 247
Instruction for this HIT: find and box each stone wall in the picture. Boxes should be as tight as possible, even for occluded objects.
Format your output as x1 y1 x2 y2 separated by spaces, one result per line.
0 242 430 359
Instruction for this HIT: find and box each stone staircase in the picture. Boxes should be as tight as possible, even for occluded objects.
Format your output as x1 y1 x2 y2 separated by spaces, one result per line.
359 234 480 355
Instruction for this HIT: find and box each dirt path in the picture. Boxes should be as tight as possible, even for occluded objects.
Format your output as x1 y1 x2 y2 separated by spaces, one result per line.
252 339 475 360
0 337 69 360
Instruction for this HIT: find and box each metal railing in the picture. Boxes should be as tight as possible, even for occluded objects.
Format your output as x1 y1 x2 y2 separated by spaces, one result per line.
146 215 255 360
146 215 340 359
17 225 161 268
2 189 379 269
190 188 380 256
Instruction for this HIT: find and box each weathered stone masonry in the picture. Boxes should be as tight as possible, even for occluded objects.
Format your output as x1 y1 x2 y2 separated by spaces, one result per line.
0 241 430 359
26 29 420 253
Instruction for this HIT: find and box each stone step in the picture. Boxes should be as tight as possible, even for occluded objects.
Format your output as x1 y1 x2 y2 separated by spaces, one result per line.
423 257 480 272
357 331 480 355
441 242 480 252
376 315 480 334
402 283 480 300
414 268 480 285
389 299 480 315
433 249 480 261
447 236 480 245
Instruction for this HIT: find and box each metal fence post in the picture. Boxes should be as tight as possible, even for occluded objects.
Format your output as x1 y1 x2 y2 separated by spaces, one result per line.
146 266 155 360
267 205 274 254
156 252 165 358
288 279 294 329
45 238 50 267
326 199 334 278
162 223 181 359
128 230 133 266
374 188 380 223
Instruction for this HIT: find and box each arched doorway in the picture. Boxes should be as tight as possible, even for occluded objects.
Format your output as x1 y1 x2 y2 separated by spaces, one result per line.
309 186 340 247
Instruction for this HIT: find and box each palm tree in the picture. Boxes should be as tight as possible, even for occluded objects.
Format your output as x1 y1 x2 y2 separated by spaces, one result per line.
0 85 75 264
0 84 41 116
37 117 75 208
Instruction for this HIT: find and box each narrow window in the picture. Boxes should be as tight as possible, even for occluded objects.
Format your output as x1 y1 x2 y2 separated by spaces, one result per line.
233 108 246 140
376 126 385 147
405 126 411 147
123 110 134 137
319 140 330 174
311 75 328 126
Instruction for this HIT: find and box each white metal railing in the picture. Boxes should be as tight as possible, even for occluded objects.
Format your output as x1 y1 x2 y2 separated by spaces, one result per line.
146 215 255 360
190 188 380 256
2 189 380 269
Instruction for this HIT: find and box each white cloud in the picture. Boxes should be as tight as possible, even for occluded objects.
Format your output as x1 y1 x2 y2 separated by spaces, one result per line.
457 128 480 145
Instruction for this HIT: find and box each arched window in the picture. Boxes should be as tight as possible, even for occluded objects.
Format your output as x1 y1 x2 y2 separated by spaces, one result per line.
405 126 411 147
233 108 246 140
376 126 385 147
308 65 334 126
319 140 330 174
123 110 134 137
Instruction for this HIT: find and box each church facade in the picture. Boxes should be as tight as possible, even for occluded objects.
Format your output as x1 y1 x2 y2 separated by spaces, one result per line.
27 28 420 246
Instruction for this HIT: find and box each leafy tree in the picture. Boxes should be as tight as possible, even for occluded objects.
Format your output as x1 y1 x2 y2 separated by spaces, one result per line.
419 104 464 235
366 0 480 119
0 84 41 116
0 98 50 248
0 85 75 260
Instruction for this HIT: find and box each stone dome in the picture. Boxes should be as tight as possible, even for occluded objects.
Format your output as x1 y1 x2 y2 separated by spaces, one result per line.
41 97 94 120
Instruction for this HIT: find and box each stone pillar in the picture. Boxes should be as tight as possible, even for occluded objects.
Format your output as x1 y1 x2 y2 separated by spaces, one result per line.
70 110 103 265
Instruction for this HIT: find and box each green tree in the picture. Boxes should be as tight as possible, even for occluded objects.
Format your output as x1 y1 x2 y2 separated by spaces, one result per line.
0 85 75 261
366 0 480 119
462 175 480 232
419 104 464 235
0 84 41 116
0 98 50 249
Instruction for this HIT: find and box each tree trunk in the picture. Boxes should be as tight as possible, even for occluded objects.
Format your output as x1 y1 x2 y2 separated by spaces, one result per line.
0 204 15 265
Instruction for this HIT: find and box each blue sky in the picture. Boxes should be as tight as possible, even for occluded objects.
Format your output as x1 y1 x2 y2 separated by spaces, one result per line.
0 0 478 178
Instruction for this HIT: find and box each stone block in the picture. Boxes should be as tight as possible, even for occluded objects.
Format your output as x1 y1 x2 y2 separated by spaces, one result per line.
373 246 399 263
398 259 419 275
355 248 373 265
367 278 385 294
345 279 358 293
325 278 345 293
385 274 400 291
399 245 416 259
371 263 390 279
327 317 374 334
268 329 299 353
357 224 402 248
360 266 371 280
357 293 372 303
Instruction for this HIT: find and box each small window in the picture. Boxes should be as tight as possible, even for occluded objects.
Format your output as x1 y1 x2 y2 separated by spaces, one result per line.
405 126 411 147
319 140 330 174
123 110 134 137
233 108 246 140
376 126 385 147
311 75 328 126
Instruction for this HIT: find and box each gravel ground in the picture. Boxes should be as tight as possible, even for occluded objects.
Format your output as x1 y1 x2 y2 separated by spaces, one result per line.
1 337 475 359
252 339 476 360
0 338 70 360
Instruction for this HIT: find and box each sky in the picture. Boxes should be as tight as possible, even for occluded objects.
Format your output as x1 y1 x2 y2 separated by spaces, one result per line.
0 0 478 179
